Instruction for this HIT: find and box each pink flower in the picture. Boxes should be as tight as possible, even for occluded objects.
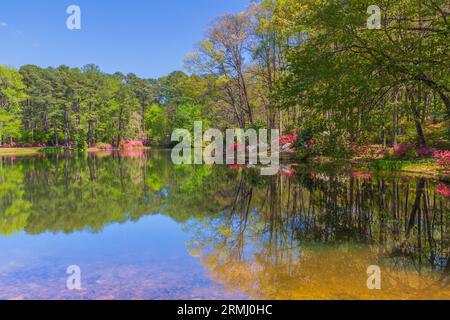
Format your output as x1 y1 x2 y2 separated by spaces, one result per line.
394 143 414 157
417 147 435 157
352 171 371 180
228 164 244 169
120 140 144 149
279 167 296 178
98 144 113 150
279 134 298 145
436 183 450 197
433 150 450 169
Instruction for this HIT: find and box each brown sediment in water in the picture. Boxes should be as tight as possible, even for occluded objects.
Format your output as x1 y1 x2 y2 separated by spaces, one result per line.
199 246 450 300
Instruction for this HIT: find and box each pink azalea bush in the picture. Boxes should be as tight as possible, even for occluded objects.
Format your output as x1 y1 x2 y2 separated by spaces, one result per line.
417 147 435 157
94 143 113 150
433 150 450 170
0 143 46 148
394 142 414 157
352 171 371 180
279 167 296 178
279 133 298 145
436 183 450 197
228 164 245 169
120 140 144 149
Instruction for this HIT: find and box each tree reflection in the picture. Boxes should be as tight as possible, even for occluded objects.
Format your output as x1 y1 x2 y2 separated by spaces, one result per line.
0 151 448 298
186 170 450 299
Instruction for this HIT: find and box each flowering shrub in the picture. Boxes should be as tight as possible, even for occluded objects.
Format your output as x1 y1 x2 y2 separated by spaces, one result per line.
436 183 450 197
0 144 15 148
348 144 385 158
279 133 298 145
352 171 371 180
0 143 46 148
417 147 435 157
433 150 450 170
394 143 414 157
228 164 244 169
95 143 113 150
279 166 296 178
361 145 380 157
120 140 144 149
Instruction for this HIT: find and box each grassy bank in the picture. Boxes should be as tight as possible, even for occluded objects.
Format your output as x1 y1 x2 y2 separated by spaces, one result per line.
0 148 40 156
362 158 449 181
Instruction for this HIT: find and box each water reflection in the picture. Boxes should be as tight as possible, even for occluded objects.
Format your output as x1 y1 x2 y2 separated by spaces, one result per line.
187 171 450 299
0 150 448 299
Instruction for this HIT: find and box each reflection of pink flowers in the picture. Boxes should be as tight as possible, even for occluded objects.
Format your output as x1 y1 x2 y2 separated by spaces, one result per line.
433 150 450 169
122 150 144 158
436 183 450 197
352 171 371 180
394 143 414 157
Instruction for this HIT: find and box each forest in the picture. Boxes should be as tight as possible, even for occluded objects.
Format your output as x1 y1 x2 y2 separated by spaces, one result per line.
0 0 449 160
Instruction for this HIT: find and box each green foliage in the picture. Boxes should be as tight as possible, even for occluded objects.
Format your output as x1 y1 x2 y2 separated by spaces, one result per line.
368 160 405 171
76 128 88 151
37 147 65 154
145 104 169 145
0 65 27 143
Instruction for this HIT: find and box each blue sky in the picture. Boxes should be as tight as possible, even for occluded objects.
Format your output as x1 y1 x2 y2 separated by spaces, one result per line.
0 0 251 78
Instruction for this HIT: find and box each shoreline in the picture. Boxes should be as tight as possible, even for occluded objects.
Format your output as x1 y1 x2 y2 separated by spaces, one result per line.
1 147 448 181
0 147 40 156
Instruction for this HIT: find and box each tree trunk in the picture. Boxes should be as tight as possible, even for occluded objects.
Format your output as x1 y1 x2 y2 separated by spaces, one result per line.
141 98 146 139
414 118 426 148
415 74 450 119
53 118 59 146
408 87 427 147
392 102 397 146
117 110 123 148
63 106 69 147
87 120 92 147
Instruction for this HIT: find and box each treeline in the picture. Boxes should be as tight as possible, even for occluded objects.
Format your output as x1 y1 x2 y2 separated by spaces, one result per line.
0 0 449 152
0 64 213 147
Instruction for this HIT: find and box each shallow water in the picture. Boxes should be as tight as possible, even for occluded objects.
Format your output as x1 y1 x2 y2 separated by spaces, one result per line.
0 150 449 300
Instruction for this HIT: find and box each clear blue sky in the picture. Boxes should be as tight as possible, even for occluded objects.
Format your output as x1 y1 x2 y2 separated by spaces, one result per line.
0 0 251 78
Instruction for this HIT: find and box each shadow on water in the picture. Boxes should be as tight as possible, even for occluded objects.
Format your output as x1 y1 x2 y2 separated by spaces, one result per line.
0 150 448 299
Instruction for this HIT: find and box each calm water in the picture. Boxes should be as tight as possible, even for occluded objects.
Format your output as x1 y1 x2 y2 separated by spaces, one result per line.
0 150 449 300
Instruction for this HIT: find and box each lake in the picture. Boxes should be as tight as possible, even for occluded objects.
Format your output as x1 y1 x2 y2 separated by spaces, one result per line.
0 150 449 300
